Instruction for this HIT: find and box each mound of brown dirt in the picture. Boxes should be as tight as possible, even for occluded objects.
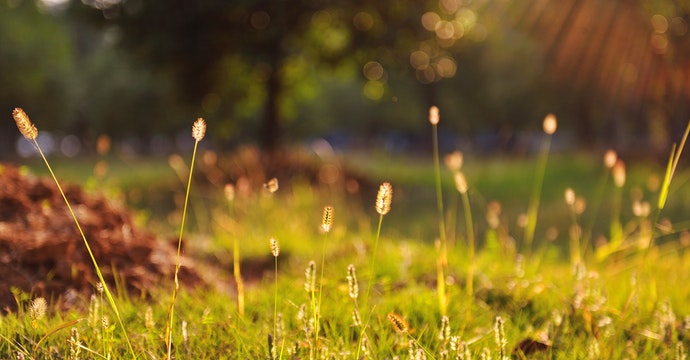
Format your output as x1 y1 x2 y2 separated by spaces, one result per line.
0 163 201 311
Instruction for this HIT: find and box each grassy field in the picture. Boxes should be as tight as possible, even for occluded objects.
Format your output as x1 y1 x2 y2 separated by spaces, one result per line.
5 142 690 359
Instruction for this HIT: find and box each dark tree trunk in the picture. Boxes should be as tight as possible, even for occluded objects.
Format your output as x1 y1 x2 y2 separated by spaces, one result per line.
262 57 282 152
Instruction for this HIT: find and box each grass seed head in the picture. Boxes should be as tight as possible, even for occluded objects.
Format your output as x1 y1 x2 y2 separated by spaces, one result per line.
29 297 47 320
347 264 359 299
192 117 206 141
603 149 617 169
12 108 38 140
612 160 626 188
224 183 235 202
376 182 393 215
387 312 409 333
454 172 468 194
264 177 279 193
564 188 576 206
542 113 557 135
429 105 440 125
304 261 316 293
322 205 334 233
270 237 280 257
444 150 464 171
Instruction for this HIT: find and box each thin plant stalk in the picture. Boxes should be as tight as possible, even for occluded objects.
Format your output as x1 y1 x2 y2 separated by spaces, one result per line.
270 238 280 359
580 150 617 259
166 118 206 359
12 108 136 358
313 206 333 358
647 120 690 258
454 172 474 296
429 106 448 316
461 188 475 296
356 183 391 359
232 213 245 319
523 114 557 257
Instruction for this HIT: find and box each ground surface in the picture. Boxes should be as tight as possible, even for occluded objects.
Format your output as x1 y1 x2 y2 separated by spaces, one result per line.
0 163 200 311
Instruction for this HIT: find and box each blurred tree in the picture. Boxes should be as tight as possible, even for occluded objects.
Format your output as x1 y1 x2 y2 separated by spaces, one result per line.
0 0 75 157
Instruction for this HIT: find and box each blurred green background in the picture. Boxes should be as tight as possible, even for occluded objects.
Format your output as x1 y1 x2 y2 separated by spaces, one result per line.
2 0 690 158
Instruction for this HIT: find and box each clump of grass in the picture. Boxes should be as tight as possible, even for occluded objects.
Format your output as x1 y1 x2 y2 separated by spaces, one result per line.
165 117 206 359
12 107 136 358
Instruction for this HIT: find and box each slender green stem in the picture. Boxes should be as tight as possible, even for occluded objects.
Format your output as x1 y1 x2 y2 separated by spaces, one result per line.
33 141 136 358
315 231 328 356
523 134 552 258
460 191 474 296
431 123 448 315
166 140 199 359
273 255 279 359
355 213 383 359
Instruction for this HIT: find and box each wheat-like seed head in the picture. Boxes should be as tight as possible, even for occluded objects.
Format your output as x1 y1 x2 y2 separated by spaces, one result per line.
29 297 47 320
603 149 617 169
564 188 576 206
12 108 38 140
454 171 468 194
494 316 507 352
224 183 235 202
444 150 463 171
429 105 440 125
387 312 409 333
612 160 626 188
264 177 279 193
376 182 392 215
270 237 280 257
352 308 362 327
322 205 334 233
192 118 206 141
439 315 450 342
347 264 359 299
304 261 316 293
542 113 557 135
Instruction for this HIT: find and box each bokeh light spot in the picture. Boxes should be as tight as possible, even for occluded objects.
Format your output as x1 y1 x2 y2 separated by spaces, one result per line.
353 11 374 31
250 11 270 30
651 14 668 33
422 11 441 32
363 80 385 100
410 50 430 70
363 61 384 81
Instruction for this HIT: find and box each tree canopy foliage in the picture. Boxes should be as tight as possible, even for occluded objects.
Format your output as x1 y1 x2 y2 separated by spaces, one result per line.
3 0 690 155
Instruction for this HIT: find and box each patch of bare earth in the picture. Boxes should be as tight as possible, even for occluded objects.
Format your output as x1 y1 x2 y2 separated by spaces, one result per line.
0 163 201 311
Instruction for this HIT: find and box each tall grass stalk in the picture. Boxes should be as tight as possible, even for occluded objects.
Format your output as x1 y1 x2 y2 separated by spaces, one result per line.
523 113 557 257
270 237 282 359
12 108 136 358
165 117 206 359
564 188 581 265
225 184 245 318
454 172 475 296
648 120 690 257
314 205 333 355
356 182 392 359
429 105 448 316
581 150 617 258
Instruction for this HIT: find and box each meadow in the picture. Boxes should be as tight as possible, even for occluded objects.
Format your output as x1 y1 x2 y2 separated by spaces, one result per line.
4 110 690 359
